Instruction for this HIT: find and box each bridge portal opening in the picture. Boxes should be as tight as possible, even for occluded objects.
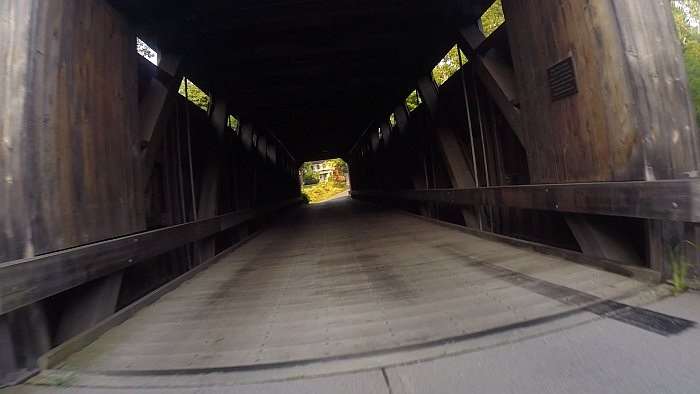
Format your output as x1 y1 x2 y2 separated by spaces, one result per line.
301 159 351 203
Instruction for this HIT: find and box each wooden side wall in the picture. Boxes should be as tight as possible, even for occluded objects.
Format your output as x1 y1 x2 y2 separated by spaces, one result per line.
0 0 144 263
503 0 699 183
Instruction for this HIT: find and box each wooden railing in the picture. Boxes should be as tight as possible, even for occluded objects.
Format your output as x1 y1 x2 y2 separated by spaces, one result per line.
351 179 700 222
0 198 301 315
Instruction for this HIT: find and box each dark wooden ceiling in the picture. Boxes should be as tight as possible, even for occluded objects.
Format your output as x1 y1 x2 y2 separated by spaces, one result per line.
109 0 490 161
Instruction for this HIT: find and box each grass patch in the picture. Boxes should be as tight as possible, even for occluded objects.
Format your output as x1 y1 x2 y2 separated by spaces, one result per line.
669 240 697 295
302 182 348 203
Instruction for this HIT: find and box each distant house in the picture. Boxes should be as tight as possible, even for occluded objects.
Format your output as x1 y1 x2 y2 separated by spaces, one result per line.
309 160 334 183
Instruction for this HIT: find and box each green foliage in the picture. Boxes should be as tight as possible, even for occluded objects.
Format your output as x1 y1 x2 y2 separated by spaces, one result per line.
406 90 420 112
327 158 349 181
672 0 700 124
672 0 700 50
301 192 311 204
432 45 467 86
302 182 348 203
300 159 349 202
686 42 700 123
669 240 697 295
179 79 210 112
481 0 505 37
301 162 320 185
303 173 320 185
228 115 239 131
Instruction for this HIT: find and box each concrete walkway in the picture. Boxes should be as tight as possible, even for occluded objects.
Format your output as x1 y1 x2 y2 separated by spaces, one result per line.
5 198 698 393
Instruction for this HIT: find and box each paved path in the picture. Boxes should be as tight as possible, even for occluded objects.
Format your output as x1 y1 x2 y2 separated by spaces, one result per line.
5 198 698 393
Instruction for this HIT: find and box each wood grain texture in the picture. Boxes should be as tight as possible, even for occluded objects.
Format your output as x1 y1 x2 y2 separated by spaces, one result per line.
39 229 264 370
0 198 301 315
0 0 143 263
351 179 700 222
611 0 700 180
502 0 699 183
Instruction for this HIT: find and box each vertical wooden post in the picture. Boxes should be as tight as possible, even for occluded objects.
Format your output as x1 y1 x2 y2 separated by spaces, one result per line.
502 0 700 278
196 97 228 261
0 0 144 378
54 273 124 343
434 127 481 228
0 316 18 381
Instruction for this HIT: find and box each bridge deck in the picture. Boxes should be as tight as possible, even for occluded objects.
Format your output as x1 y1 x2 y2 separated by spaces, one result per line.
59 197 660 372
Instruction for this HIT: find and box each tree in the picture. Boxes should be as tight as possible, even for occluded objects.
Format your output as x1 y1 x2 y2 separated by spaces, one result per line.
432 45 467 86
178 79 210 112
328 158 349 184
671 0 700 124
481 0 504 37
430 2 503 88
406 90 420 112
672 0 700 50
301 162 319 185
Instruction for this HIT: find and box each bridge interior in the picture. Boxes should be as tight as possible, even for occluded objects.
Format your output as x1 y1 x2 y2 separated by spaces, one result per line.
58 198 658 372
1 0 700 389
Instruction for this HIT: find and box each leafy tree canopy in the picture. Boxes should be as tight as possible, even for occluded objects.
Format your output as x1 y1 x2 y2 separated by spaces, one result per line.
301 162 319 185
178 79 210 112
432 45 467 86
481 0 505 37
406 90 420 112
672 0 700 124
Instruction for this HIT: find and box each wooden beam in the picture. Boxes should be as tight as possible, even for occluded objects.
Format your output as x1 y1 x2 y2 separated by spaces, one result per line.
140 53 184 185
403 210 660 283
434 127 481 228
1 304 50 376
196 96 230 262
611 0 700 180
394 104 410 134
0 198 301 315
645 220 694 280
351 179 700 222
417 75 439 116
411 172 430 217
38 229 265 370
54 272 124 344
380 120 392 146
0 316 16 379
458 24 523 142
458 24 486 59
565 214 642 265
241 123 254 151
198 98 228 220
477 53 522 136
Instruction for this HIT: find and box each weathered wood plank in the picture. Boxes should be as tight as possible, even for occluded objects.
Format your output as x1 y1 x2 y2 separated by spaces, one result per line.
457 24 522 142
611 0 700 180
502 0 699 183
54 272 124 344
417 75 439 116
0 199 301 315
352 179 700 222
504 0 628 183
434 127 480 228
0 0 144 263
38 229 264 370
140 54 184 186
565 214 642 265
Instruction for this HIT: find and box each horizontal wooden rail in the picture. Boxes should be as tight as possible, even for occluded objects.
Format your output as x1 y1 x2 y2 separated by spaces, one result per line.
351 179 700 222
0 198 301 315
